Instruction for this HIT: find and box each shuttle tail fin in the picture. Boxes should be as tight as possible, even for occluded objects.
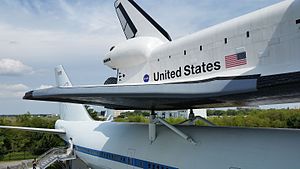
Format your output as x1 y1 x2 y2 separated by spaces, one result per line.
114 0 172 42
55 65 93 121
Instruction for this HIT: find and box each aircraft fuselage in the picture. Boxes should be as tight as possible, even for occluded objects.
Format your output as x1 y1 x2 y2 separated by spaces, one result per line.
56 120 300 169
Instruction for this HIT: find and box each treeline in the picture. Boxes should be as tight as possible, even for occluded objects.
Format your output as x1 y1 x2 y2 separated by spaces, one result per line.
206 108 300 128
115 109 300 128
208 109 252 116
0 113 65 160
117 111 150 118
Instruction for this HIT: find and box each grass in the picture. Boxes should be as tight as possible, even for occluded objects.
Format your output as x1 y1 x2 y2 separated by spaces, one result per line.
1 152 37 161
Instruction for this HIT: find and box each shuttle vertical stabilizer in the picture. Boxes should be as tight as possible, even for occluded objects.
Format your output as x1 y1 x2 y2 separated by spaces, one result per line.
114 0 172 42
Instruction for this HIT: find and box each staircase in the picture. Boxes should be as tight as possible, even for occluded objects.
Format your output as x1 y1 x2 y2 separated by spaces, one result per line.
36 147 76 169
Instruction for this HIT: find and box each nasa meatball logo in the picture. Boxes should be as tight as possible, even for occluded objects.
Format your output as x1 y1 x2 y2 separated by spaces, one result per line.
143 74 150 83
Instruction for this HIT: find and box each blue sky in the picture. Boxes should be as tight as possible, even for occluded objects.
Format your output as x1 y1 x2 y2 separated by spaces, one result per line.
2 0 296 115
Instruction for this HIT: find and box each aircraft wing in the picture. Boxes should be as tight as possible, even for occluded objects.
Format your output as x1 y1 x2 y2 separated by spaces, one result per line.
0 126 66 134
23 75 260 110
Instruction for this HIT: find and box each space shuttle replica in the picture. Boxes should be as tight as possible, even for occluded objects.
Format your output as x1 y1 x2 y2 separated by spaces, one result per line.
2 1 300 169
24 0 300 110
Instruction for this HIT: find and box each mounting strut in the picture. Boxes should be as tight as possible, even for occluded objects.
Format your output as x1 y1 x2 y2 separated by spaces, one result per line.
148 110 197 145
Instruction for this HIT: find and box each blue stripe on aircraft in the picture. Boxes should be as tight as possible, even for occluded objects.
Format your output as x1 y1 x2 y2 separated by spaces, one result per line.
75 145 178 169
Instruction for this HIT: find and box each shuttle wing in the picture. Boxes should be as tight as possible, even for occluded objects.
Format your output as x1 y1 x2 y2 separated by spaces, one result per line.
0 126 66 134
23 75 260 110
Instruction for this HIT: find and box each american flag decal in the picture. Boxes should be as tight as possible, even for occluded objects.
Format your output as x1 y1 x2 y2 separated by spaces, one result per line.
225 52 247 69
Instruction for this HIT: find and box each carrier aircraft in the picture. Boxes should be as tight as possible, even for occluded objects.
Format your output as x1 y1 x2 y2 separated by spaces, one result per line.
1 0 300 168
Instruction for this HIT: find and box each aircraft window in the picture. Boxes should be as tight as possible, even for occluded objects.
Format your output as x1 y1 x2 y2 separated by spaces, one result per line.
296 19 300 24
246 31 250 38
184 50 187 55
200 45 203 51
110 46 115 51
225 38 228 44
169 55 171 59
158 59 160 62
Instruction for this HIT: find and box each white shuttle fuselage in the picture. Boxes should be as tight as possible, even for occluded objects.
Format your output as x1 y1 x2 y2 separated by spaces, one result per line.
107 0 300 85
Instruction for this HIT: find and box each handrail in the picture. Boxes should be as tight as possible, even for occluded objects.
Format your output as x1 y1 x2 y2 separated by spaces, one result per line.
37 146 75 169
37 148 58 161
37 147 66 161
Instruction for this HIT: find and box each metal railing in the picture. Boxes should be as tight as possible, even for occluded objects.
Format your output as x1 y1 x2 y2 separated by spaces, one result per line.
37 147 76 169
0 146 75 169
37 147 65 162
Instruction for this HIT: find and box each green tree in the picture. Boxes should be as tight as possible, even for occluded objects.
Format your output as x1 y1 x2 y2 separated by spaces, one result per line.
0 133 7 158
287 113 300 128
0 114 65 160
85 105 100 120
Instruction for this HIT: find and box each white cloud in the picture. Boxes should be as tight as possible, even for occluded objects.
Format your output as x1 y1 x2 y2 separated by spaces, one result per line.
0 83 29 99
0 23 122 65
0 58 33 76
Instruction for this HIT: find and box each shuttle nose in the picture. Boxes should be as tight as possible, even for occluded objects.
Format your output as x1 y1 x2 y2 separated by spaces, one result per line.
23 91 34 100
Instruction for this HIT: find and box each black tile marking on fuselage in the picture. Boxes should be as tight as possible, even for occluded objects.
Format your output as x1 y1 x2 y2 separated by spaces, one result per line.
257 71 300 89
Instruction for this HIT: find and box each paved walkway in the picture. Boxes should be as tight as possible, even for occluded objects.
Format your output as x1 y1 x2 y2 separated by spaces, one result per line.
0 160 32 169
